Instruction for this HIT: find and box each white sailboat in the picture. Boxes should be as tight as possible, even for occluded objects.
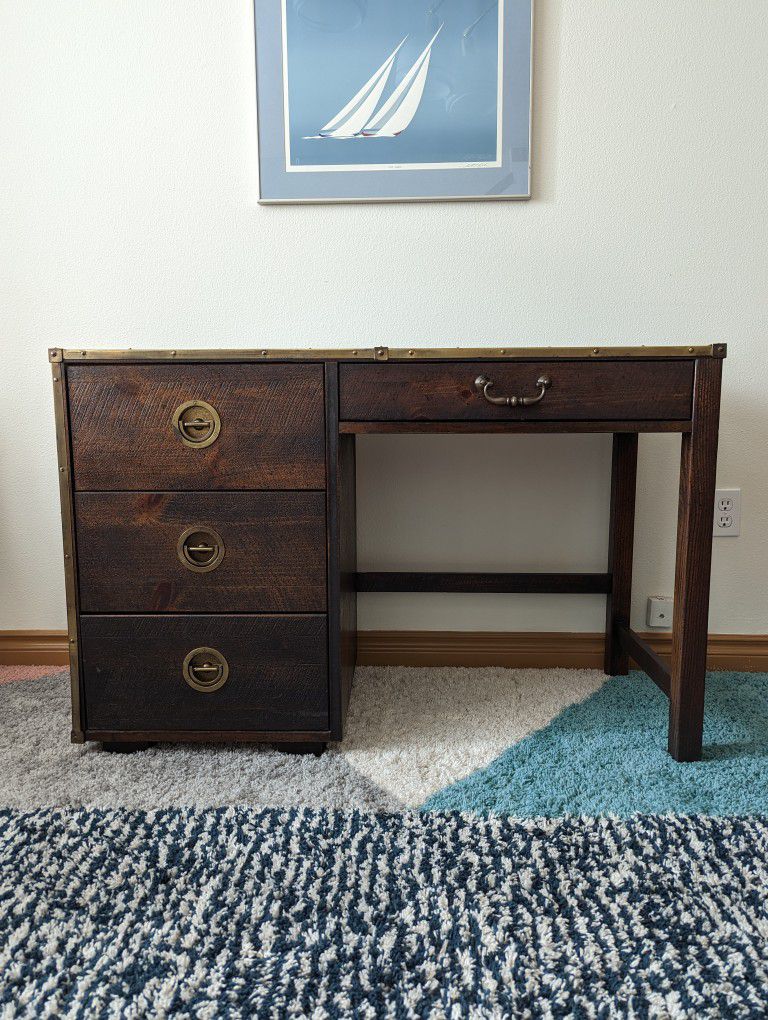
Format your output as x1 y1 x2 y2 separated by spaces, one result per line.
318 36 407 138
310 25 443 140
362 25 442 137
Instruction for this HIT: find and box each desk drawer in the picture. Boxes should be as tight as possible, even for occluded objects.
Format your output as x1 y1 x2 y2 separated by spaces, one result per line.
81 614 328 733
68 364 325 490
76 491 327 613
339 361 694 421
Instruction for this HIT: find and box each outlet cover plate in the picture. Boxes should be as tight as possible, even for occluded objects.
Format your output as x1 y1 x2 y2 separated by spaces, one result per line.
647 595 673 629
714 488 741 537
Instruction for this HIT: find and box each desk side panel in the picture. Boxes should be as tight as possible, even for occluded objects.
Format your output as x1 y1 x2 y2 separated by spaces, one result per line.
325 364 357 740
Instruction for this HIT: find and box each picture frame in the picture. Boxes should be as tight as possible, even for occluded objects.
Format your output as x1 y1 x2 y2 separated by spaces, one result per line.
254 0 533 204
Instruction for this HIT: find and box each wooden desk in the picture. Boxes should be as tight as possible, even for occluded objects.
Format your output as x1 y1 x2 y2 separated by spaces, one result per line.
50 344 725 761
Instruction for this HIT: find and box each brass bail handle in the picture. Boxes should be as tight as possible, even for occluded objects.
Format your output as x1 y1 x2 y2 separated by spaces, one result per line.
188 542 217 556
172 399 221 449
177 526 225 573
182 647 229 692
182 417 214 440
192 661 222 680
474 374 551 408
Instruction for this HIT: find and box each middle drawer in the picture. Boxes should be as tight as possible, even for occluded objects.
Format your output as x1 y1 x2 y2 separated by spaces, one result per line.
76 491 327 613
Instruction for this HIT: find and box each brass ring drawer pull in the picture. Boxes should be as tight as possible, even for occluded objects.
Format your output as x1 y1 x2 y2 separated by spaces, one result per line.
474 374 551 407
177 526 225 572
182 647 229 692
172 400 221 448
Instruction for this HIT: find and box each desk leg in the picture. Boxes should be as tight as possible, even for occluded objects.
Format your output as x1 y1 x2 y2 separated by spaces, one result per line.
604 433 638 676
668 359 722 762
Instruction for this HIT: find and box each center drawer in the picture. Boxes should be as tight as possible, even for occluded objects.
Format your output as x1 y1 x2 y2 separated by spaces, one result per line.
339 360 694 421
75 492 327 613
80 614 329 734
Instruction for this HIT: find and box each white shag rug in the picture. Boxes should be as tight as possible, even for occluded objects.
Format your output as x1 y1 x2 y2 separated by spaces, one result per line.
0 665 606 810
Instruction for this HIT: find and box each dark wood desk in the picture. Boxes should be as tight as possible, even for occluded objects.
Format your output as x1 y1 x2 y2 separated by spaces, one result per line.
51 344 725 761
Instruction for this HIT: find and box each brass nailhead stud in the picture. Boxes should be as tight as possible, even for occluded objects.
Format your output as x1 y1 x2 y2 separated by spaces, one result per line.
593 348 600 354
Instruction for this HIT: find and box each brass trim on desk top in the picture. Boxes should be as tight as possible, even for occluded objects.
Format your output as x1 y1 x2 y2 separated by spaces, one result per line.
50 344 726 364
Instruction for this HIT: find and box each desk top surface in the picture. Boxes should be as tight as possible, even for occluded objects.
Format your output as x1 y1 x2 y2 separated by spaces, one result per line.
50 344 726 364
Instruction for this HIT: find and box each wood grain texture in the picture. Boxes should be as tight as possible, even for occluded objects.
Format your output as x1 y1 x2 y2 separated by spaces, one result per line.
617 624 671 695
52 363 85 739
339 420 691 434
668 357 723 761
0 631 72 666
338 434 357 736
325 364 358 740
80 614 328 733
68 364 326 490
355 631 765 671
91 732 332 745
356 632 617 668
356 572 611 594
339 361 694 422
603 434 638 675
75 491 327 613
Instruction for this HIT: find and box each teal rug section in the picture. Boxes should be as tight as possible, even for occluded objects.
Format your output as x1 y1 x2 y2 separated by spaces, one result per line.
422 671 768 816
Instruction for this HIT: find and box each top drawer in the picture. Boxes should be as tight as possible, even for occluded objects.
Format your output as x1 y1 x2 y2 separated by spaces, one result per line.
339 361 694 422
68 364 326 490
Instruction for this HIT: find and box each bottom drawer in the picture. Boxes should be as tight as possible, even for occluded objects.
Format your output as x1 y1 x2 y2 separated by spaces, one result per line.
80 615 328 734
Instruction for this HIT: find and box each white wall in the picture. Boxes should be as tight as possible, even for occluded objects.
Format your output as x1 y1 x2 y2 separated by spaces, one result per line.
1 0 766 635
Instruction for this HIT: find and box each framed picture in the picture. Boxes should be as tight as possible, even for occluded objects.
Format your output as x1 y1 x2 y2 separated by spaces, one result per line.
254 1 533 203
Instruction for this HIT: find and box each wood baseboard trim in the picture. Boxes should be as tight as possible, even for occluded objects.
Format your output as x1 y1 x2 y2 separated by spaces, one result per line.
0 630 71 666
357 631 768 672
2 629 767 672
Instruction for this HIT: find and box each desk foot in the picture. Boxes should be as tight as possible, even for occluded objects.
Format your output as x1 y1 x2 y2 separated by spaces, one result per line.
101 741 154 754
275 742 326 757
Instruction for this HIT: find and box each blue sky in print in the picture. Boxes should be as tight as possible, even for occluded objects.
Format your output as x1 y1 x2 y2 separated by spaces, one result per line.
284 0 505 168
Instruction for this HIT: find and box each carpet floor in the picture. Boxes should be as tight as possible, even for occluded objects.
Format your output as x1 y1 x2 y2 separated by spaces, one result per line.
0 666 606 811
2 666 768 1017
3 807 768 1018
2 667 768 815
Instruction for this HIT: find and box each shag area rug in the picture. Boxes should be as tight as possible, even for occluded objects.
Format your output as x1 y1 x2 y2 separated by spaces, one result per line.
2 668 768 814
3 807 768 1018
2 666 768 1016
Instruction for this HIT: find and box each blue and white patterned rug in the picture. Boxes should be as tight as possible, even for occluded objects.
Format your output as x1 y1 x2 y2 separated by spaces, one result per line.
2 667 768 1016
3 807 768 1017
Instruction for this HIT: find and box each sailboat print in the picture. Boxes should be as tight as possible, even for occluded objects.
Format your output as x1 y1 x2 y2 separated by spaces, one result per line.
306 25 443 140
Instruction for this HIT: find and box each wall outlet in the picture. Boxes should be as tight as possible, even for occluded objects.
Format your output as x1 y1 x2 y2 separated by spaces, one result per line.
713 488 741 536
647 595 673 629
